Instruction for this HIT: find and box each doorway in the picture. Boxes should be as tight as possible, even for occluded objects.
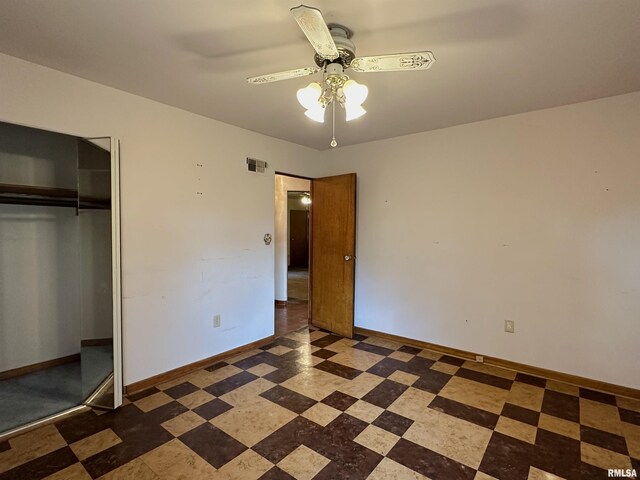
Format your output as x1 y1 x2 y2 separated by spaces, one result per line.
274 174 311 336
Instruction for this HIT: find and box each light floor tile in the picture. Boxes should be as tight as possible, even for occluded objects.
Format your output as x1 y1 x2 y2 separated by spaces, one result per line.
247 363 278 377
141 439 218 479
545 380 579 396
580 398 624 436
387 387 436 422
538 413 580 440
336 372 384 399
388 370 419 386
621 422 640 459
617 396 640 412
430 362 459 375
301 402 341 426
403 409 493 469
494 416 537 444
211 396 296 447
219 378 275 406
216 449 273 480
417 349 442 361
187 365 242 388
329 349 384 371
475 471 499 480
70 428 122 461
363 337 403 350
0 424 67 474
267 345 292 356
527 466 567 480
100 458 161 480
177 389 215 409
226 349 263 364
161 410 205 437
439 376 508 415
388 351 414 362
278 445 330 480
134 392 173 413
281 369 349 401
354 424 400 455
506 382 544 412
366 457 430 480
346 400 385 423
580 442 632 471
461 362 516 380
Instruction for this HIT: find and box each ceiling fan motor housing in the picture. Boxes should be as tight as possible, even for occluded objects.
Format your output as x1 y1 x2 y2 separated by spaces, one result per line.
314 24 356 68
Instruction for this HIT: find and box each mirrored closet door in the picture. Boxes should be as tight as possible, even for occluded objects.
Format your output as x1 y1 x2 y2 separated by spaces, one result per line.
0 122 122 435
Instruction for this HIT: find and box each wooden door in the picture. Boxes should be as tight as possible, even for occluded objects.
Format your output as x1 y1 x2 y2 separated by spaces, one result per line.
289 210 309 268
310 173 356 338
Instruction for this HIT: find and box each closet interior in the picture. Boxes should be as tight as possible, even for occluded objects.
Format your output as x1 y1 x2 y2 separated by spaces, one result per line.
0 121 121 435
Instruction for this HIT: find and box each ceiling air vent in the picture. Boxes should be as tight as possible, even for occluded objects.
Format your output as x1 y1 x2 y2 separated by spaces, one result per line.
246 157 268 174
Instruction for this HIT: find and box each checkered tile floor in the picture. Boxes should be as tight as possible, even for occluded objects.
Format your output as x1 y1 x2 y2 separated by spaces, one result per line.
1 327 639 479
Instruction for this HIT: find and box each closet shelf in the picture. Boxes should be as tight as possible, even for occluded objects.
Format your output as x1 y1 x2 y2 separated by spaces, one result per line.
0 183 110 209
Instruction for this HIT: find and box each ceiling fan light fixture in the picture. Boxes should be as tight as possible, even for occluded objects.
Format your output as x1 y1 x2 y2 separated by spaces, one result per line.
296 82 322 110
343 79 368 106
304 105 326 123
345 103 366 121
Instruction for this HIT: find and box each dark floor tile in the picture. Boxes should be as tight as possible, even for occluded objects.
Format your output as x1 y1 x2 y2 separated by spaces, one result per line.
314 360 362 380
179 423 247 468
163 382 200 399
479 431 533 480
388 438 476 480
361 380 408 409
533 429 582 480
429 395 499 429
580 425 629 455
205 361 229 372
366 357 408 378
404 356 437 376
541 389 580 423
192 398 233 420
372 410 414 436
632 457 640 472
0 440 10 453
253 417 323 463
263 365 308 384
412 369 451 395
580 462 611 479
353 333 367 341
234 351 279 370
259 466 296 480
83 423 174 478
55 409 115 444
203 370 258 396
322 391 358 411
126 386 160 402
515 372 547 388
579 387 617 406
353 342 394 357
280 349 306 363
311 334 343 348
0 447 76 480
398 345 422 355
456 368 513 390
312 349 338 359
261 385 317 414
313 445 382 480
501 403 540 427
318 413 368 443
620 407 640 426
439 355 466 367
137 399 189 426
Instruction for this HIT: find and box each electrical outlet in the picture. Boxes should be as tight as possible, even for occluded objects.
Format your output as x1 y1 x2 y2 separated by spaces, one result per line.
505 320 515 333
475 355 484 363
213 314 221 328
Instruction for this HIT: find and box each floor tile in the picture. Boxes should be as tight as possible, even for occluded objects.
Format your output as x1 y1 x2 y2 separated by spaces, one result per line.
527 466 566 480
461 361 516 380
494 416 537 444
507 382 545 411
43 463 92 480
366 457 429 479
580 442 632 471
192 398 234 420
372 410 414 436
179 423 246 469
431 361 460 375
220 378 277 406
545 380 579 397
0 424 67 474
321 391 358 411
354 424 400 455
403 408 493 469
261 385 317 414
541 390 580 423
248 363 279 377
346 399 385 423
70 428 122 461
618 396 640 412
133 392 174 413
388 438 476 480
429 395 500 430
99 458 160 480
479 431 533 480
538 412 580 440
580 398 624 436
160 410 205 437
329 348 384 371
502 403 540 427
387 386 436 422
301 402 342 426
217 449 274 480
177 389 215 409
388 370 419 386
361 379 408 409
141 438 218 478
277 445 331 480
439 376 508 414
162 381 200 399
337 371 385 399
388 350 415 362
281 369 349 401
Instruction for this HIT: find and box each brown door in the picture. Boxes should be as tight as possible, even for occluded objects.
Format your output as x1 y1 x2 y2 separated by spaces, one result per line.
310 173 356 338
289 210 309 268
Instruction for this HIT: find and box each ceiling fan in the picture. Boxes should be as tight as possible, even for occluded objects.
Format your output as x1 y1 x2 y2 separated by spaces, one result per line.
247 4 436 147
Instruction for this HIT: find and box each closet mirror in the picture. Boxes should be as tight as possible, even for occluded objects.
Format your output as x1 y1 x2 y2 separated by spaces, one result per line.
0 122 122 435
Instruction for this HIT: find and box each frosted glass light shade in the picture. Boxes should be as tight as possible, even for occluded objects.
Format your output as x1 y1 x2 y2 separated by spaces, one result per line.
343 79 368 106
345 104 366 121
297 82 322 110
305 105 325 123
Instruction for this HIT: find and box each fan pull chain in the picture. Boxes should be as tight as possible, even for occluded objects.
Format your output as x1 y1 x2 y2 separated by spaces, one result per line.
330 101 337 148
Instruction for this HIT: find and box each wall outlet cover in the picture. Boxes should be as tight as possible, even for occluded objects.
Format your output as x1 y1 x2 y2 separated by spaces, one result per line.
475 355 484 363
505 320 515 333
213 314 221 328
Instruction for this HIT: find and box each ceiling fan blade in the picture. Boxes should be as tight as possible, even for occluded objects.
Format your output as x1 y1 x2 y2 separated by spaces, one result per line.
247 66 320 84
351 51 436 73
290 5 339 60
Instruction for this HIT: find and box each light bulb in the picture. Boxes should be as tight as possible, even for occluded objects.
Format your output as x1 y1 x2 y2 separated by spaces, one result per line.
304 105 325 123
301 195 311 205
297 82 322 110
343 79 368 106
345 103 366 121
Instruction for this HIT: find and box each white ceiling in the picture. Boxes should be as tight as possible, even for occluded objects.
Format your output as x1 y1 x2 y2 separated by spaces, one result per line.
0 0 639 150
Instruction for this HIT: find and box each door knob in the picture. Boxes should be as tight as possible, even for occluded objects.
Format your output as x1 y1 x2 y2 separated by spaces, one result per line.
344 255 353 261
